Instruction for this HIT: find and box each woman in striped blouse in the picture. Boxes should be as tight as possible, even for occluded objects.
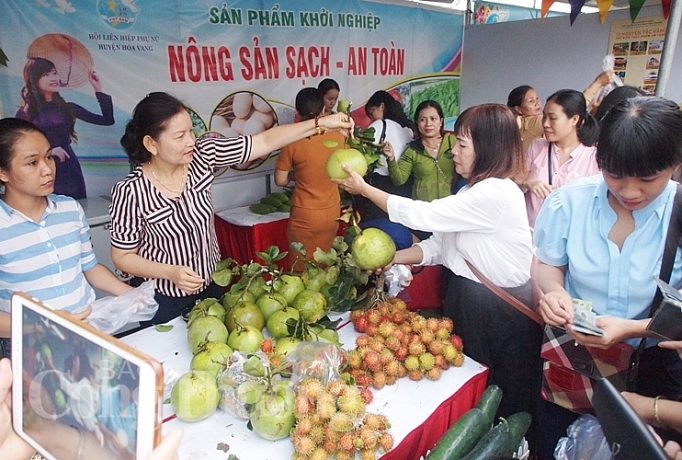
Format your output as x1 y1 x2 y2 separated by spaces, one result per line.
110 92 353 325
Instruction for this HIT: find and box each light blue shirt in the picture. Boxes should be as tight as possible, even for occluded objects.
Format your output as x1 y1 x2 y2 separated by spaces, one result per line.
534 175 682 323
0 195 97 313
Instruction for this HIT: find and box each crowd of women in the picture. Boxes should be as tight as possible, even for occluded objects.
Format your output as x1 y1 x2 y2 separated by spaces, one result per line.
2 69 682 459
332 89 682 459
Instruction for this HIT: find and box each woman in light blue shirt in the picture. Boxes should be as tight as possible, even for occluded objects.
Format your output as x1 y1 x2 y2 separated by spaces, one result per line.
0 118 131 357
534 96 682 458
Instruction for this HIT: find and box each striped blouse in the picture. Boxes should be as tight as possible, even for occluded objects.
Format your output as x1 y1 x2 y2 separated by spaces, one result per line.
0 195 97 313
109 135 252 298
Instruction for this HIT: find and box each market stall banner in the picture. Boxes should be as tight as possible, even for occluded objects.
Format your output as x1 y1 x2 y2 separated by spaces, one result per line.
0 0 463 200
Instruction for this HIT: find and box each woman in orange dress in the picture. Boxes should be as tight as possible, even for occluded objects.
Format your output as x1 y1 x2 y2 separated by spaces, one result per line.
275 88 346 270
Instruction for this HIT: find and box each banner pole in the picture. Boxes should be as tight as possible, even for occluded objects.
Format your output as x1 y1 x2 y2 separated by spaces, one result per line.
656 0 681 96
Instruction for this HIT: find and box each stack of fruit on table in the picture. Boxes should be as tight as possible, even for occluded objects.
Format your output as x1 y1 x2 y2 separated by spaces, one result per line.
175 296 397 459
249 190 292 215
290 377 394 460
346 297 465 390
170 239 402 457
169 218 470 458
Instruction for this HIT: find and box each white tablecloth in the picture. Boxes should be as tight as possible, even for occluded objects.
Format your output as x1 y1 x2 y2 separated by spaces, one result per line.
215 205 289 226
121 314 487 460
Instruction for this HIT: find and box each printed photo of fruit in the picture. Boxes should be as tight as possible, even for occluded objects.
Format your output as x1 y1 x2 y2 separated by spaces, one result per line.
187 107 207 138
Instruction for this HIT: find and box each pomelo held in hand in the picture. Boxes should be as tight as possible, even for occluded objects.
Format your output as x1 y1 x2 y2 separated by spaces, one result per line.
351 227 397 270
326 148 368 179
337 98 352 114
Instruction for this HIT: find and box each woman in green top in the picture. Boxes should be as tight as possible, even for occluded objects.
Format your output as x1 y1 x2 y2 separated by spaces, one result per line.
385 100 459 204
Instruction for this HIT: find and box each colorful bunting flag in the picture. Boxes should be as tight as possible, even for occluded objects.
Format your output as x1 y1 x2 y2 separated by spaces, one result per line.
662 0 671 18
569 0 587 24
597 0 614 23
629 0 647 21
541 0 556 18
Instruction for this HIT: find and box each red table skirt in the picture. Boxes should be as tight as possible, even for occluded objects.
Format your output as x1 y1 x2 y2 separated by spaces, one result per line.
214 214 289 267
214 211 349 269
381 368 489 460
400 265 445 310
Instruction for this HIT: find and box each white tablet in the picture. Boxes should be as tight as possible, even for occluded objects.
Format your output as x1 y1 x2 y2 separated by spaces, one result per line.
11 292 163 460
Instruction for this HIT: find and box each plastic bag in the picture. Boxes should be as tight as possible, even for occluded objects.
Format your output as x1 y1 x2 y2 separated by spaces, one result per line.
216 351 277 419
84 281 158 334
554 414 614 460
384 264 413 297
285 341 345 387
162 364 181 403
588 55 624 113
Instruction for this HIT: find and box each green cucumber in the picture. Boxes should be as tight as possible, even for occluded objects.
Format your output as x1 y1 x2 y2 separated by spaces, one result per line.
475 385 502 430
425 408 487 460
505 411 532 456
271 192 290 203
260 195 283 207
460 419 512 460
249 203 276 215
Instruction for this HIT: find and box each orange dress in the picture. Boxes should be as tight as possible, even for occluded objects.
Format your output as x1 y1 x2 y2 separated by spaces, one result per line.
275 131 345 270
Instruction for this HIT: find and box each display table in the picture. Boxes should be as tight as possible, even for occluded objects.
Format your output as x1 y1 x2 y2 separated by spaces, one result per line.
121 314 489 460
214 206 290 267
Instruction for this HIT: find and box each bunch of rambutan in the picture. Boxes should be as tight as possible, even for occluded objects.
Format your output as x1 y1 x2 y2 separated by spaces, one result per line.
259 336 289 368
348 297 465 387
291 377 393 460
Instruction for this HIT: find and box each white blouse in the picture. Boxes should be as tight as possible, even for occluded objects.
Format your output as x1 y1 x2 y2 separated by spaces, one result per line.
387 177 533 288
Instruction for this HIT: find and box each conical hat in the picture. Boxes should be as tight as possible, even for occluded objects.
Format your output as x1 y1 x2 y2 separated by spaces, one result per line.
27 33 93 89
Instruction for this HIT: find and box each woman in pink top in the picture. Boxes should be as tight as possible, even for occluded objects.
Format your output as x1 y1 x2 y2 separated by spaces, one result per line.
523 89 600 227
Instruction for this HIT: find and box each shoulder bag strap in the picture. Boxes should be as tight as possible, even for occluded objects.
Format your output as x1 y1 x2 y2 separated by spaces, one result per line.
465 259 544 326
547 142 553 185
379 120 387 143
628 183 682 388
654 183 682 302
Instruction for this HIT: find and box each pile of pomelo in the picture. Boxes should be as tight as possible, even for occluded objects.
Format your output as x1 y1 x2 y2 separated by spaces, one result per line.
172 270 342 423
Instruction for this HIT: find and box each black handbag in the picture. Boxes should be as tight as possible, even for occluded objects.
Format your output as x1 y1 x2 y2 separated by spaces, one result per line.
647 277 682 341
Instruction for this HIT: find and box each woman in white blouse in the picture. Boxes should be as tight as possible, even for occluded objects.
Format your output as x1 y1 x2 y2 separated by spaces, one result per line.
333 103 541 423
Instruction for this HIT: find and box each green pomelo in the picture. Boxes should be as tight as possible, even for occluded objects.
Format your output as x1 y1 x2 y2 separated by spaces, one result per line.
337 99 351 114
351 227 397 270
256 293 287 321
301 267 327 292
171 371 220 422
190 341 233 377
222 289 255 310
247 277 268 299
227 325 264 353
187 316 229 354
225 300 265 333
188 299 226 324
266 307 300 339
272 274 305 305
326 148 368 179
291 289 327 323
250 386 296 440
274 336 302 357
